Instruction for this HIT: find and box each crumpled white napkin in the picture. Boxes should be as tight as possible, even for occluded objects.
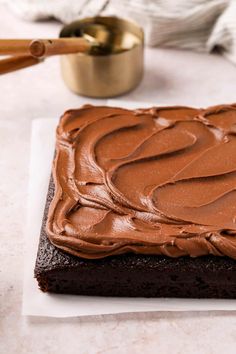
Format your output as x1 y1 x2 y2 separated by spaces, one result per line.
5 0 236 64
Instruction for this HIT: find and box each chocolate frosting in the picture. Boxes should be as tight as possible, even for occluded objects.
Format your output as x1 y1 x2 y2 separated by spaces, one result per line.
46 104 236 259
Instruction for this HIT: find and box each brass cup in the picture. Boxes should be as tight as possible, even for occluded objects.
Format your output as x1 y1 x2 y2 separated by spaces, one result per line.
59 16 144 98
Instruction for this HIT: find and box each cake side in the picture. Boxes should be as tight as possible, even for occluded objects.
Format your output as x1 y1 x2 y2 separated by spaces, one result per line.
34 177 236 298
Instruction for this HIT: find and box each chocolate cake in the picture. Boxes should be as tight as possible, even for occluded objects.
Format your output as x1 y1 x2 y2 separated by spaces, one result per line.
35 104 236 298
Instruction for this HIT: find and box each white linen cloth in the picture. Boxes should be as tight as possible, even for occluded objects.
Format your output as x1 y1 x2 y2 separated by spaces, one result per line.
22 100 236 318
4 0 236 65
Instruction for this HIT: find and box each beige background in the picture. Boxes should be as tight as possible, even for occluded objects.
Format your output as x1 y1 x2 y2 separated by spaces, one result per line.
0 4 236 354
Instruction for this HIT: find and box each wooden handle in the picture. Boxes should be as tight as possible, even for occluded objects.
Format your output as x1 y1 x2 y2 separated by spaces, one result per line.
0 40 33 56
0 38 91 58
0 55 42 75
30 38 91 57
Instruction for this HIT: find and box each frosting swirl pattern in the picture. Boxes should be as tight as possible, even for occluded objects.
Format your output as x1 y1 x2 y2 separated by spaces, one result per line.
46 104 236 259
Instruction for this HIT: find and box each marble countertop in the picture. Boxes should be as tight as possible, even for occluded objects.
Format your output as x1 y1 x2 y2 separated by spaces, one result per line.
0 4 236 354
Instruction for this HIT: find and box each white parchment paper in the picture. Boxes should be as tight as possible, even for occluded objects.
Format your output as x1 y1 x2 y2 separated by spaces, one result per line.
22 100 236 317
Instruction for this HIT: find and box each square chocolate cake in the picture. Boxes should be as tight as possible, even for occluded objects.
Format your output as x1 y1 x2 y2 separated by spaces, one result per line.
35 104 236 297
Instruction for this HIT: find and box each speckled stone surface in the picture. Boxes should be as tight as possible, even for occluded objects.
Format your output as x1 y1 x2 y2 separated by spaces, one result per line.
0 4 236 354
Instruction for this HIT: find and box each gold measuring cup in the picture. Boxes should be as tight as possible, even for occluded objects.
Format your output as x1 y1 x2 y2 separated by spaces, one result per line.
59 16 144 97
0 17 144 98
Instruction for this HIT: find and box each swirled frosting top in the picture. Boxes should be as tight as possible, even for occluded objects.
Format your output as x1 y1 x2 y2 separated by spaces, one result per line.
46 104 236 259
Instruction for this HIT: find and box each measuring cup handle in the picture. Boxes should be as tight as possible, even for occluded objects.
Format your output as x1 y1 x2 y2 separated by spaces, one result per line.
0 55 42 75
